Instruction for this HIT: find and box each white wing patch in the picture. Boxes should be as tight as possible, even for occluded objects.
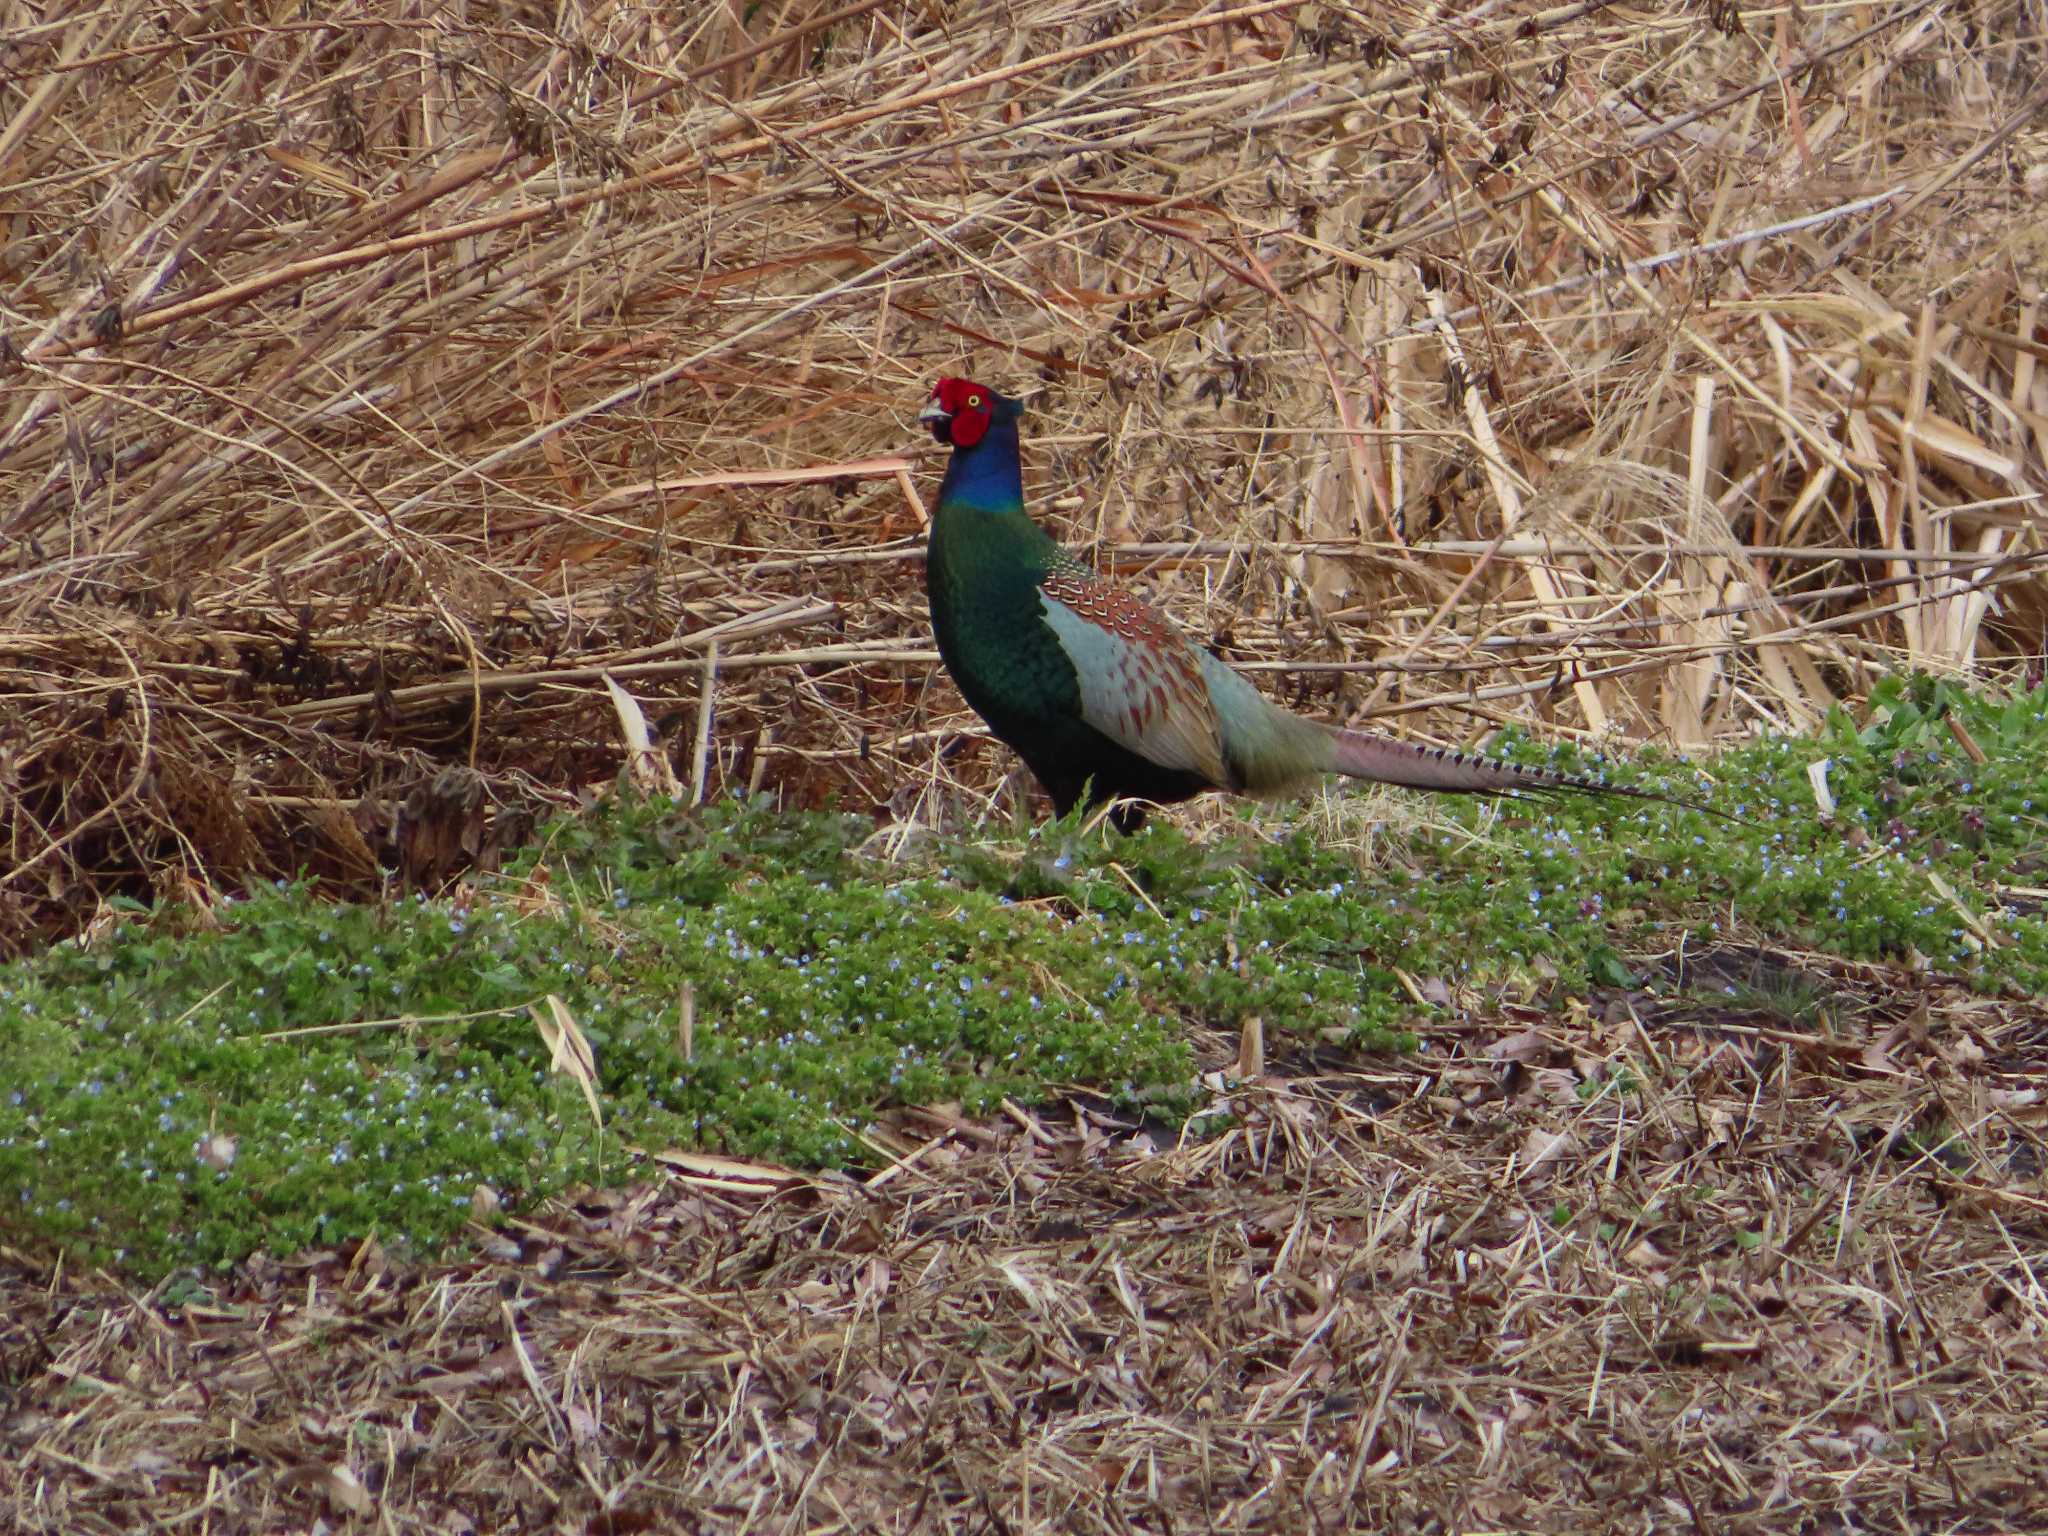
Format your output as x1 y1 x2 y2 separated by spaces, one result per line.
1037 563 1228 786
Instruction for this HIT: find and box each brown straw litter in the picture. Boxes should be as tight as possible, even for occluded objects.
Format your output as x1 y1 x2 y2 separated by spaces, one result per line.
6 9 2048 1531
5 966 2047 1531
2 1 2044 949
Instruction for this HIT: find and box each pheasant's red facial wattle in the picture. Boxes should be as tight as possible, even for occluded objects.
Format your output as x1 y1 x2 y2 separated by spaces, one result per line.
923 376 993 448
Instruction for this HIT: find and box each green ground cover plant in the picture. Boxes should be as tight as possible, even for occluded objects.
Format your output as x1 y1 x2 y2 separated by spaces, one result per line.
2 676 2042 1277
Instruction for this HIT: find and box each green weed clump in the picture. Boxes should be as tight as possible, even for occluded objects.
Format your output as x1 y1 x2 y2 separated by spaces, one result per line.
1 677 2042 1278
0 799 1196 1276
1433 673 2048 993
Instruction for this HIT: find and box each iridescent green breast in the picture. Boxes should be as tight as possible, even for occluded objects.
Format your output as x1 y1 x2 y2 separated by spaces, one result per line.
926 504 1080 734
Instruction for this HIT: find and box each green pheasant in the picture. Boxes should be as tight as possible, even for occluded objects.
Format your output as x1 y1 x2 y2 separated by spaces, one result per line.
919 376 1705 829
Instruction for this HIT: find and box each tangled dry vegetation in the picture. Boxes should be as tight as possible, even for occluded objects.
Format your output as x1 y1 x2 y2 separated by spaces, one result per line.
2 0 2045 950
7 8 2048 1531
5 958 2045 1532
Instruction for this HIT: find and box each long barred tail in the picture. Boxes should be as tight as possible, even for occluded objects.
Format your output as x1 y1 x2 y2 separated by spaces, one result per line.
1325 727 1722 817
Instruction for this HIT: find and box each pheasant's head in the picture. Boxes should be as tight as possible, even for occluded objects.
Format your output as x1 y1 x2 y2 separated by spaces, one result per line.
918 376 999 448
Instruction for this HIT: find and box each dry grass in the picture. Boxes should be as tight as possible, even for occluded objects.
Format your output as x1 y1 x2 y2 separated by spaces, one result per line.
2 0 2046 948
8 8 2048 1529
4 952 2043 1532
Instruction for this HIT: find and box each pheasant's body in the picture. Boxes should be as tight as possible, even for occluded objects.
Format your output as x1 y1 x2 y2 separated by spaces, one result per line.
918 377 1700 827
925 432 1216 814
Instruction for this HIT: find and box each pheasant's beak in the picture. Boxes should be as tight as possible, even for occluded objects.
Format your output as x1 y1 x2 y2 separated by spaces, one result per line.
917 397 952 443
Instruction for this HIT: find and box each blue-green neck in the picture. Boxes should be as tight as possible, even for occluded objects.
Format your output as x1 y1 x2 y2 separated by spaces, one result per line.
936 408 1024 514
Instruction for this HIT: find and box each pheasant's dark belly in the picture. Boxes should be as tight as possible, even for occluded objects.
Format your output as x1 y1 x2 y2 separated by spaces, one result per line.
991 703 1213 816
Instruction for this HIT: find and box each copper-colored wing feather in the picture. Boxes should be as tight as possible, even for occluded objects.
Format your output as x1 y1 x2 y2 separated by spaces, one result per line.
1036 558 1230 786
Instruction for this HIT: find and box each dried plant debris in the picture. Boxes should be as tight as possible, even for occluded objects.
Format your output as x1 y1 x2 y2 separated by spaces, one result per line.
1 2 2044 949
4 965 2045 1532
4 9 2048 1524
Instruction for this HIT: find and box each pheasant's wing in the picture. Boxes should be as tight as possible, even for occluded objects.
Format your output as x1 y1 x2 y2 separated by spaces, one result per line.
1036 557 1229 786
